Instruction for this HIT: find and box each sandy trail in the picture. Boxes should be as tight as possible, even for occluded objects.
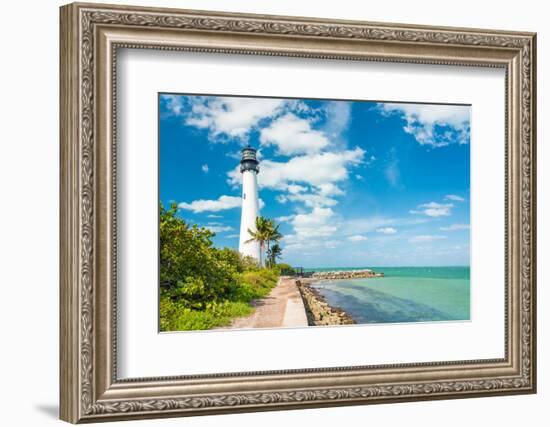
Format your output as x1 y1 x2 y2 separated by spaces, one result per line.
227 277 309 329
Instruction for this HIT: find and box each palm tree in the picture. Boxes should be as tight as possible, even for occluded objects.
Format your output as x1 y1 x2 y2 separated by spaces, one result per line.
246 216 283 267
264 219 282 263
267 243 282 268
246 216 271 267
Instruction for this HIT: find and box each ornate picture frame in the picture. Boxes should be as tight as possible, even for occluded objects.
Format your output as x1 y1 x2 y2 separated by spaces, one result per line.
60 2 536 423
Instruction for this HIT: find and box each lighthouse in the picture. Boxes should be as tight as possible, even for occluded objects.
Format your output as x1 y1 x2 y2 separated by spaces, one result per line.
238 146 261 262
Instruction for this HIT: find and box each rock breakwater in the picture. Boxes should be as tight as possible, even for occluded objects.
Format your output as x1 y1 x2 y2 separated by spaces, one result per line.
296 280 355 326
311 269 383 280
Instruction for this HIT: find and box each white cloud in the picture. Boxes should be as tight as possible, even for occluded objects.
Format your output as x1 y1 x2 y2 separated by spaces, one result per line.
178 195 241 213
282 183 343 208
229 148 365 190
228 148 364 212
181 96 286 140
445 194 466 202
379 103 470 147
286 184 308 194
376 227 397 234
283 207 339 252
409 235 447 243
228 147 365 212
292 207 337 238
207 214 222 218
317 183 344 197
324 216 427 243
323 240 341 249
259 113 330 155
178 195 263 213
286 193 338 208
440 223 470 231
341 217 396 235
348 235 368 242
275 214 295 223
384 147 400 188
161 94 185 115
411 201 454 217
201 164 209 173
322 101 352 145
168 96 366 233
384 159 400 187
204 223 233 233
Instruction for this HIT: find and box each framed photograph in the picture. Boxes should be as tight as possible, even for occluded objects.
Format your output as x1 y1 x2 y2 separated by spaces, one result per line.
60 2 537 423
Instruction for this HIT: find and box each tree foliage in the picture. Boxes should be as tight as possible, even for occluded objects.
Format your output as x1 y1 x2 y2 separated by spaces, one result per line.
276 263 296 276
159 203 282 330
246 216 283 267
160 202 237 309
267 243 282 268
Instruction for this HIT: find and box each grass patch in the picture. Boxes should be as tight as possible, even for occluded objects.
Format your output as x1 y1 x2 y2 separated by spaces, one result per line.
160 299 255 331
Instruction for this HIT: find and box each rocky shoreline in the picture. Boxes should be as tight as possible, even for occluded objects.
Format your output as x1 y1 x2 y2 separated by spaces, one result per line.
295 279 355 326
311 269 384 280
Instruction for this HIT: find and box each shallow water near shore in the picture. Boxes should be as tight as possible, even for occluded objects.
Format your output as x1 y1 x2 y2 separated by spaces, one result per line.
309 267 470 324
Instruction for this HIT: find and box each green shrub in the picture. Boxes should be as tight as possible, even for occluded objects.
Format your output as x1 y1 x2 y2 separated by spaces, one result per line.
158 202 280 331
276 263 296 275
160 203 237 307
234 269 278 299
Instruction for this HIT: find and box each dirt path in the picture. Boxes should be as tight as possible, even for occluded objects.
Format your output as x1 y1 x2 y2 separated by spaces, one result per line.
227 277 309 329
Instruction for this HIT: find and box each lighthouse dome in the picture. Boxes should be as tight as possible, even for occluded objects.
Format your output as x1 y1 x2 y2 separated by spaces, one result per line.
240 145 260 173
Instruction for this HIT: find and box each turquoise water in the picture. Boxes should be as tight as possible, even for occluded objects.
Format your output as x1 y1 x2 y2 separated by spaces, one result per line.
309 267 470 324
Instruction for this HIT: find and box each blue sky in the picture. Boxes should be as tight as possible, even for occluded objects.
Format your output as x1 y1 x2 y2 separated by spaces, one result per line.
159 93 470 267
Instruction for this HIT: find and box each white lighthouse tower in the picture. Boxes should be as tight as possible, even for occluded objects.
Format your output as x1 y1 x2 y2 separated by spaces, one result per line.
238 146 261 262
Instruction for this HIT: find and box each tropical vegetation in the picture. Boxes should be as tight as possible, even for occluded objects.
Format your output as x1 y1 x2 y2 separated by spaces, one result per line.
159 203 285 331
267 243 282 268
245 216 283 267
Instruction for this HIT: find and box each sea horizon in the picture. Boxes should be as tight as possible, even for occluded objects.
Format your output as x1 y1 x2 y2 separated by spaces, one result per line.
302 265 470 271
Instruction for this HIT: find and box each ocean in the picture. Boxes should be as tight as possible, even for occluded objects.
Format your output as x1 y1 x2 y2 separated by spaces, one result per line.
307 267 470 324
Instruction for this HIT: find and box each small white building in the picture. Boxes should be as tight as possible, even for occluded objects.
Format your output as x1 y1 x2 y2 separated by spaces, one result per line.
238 146 261 261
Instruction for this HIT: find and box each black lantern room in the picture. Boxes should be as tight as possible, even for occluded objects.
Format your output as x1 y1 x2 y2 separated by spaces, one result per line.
240 146 260 174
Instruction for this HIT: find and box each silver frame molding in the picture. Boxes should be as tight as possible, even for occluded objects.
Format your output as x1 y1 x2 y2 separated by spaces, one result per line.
60 2 537 423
